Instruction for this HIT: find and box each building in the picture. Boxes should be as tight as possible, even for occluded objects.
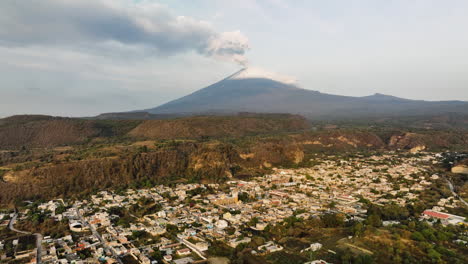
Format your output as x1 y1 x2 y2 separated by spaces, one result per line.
69 222 88 232
176 248 191 256
258 241 283 253
209 191 239 206
422 210 466 225
301 243 322 252
229 237 251 248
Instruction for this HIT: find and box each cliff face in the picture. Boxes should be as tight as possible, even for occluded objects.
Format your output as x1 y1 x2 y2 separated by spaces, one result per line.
296 130 386 151
0 141 304 204
388 132 468 150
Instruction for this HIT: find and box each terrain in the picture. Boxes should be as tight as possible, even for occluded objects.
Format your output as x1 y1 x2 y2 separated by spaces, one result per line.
1 113 468 205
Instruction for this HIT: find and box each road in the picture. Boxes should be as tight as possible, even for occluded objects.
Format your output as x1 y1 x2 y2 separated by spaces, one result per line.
8 213 43 264
344 243 373 255
34 233 43 264
73 205 123 264
445 177 468 207
177 237 207 260
8 214 29 234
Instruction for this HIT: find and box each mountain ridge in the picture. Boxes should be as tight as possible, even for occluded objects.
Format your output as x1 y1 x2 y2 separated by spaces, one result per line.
143 68 468 118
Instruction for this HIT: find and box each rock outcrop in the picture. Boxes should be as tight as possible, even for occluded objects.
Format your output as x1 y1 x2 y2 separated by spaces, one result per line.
452 165 468 175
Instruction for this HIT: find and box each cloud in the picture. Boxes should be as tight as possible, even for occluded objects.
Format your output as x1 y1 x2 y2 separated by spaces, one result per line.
232 67 297 85
205 31 250 66
0 0 249 65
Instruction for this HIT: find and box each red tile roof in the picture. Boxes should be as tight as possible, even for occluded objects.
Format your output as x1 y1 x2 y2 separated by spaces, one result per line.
423 210 449 219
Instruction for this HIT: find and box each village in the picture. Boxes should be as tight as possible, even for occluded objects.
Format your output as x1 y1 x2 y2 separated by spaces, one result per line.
1 152 466 264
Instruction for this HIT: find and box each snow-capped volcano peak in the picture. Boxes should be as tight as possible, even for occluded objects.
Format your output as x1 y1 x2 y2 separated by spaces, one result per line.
229 67 297 85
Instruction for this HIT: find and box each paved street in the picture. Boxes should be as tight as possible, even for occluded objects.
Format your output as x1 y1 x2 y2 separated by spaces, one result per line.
74 205 123 264
8 213 43 264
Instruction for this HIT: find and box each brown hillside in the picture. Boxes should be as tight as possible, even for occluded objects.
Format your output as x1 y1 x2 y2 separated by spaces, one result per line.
0 118 99 149
128 114 309 139
0 116 141 149
296 130 386 150
388 131 468 150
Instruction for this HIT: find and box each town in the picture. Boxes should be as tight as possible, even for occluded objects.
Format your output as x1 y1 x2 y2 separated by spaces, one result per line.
1 152 467 264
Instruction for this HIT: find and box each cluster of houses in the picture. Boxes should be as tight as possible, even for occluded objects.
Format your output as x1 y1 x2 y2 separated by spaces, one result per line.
1 152 466 263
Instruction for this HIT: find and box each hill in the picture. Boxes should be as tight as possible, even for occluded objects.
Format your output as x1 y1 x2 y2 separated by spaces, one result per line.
0 113 309 149
145 68 468 119
93 112 181 120
0 115 141 149
128 114 309 140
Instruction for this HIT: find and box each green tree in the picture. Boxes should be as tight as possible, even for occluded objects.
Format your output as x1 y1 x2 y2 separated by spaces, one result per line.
166 224 179 235
366 214 382 227
351 222 364 237
427 248 441 262
150 249 163 261
411 231 425 241
321 213 345 228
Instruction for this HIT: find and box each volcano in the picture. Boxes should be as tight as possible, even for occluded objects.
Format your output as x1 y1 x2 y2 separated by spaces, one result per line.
144 68 468 119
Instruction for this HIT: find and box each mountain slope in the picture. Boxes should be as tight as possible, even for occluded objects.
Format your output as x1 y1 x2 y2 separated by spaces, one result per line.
146 68 468 118
128 114 309 140
0 115 141 149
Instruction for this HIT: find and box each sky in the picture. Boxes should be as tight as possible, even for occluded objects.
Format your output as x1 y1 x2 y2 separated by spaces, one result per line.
1 0 468 117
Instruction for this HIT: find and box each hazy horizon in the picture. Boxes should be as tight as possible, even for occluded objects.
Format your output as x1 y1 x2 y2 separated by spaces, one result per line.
1 0 468 117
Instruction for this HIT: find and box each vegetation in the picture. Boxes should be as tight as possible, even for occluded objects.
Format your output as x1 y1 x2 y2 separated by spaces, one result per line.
0 115 467 209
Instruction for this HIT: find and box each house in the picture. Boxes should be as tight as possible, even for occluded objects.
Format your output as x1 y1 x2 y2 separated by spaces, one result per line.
174 257 195 264
194 242 209 252
160 243 181 250
258 241 283 253
383 221 400 226
269 191 289 198
215 220 228 230
149 226 166 236
209 191 239 205
38 201 59 215
251 222 268 231
301 243 322 253
176 248 191 256
229 237 251 248
90 212 111 227
335 195 358 204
